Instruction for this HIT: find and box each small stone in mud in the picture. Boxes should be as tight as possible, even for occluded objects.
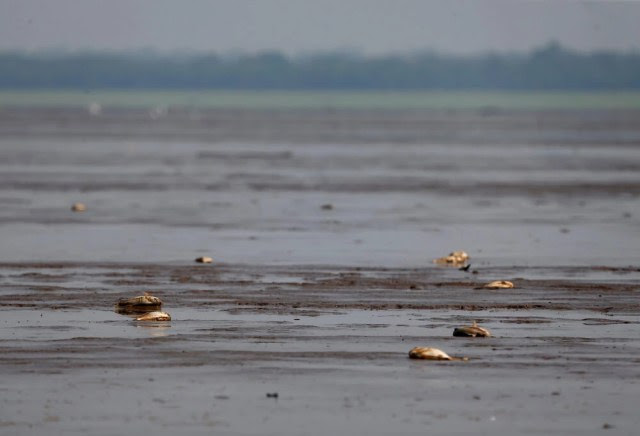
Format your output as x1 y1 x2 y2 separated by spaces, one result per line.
195 256 213 263
71 202 86 212
483 280 514 289
453 321 491 337
408 347 468 361
321 203 334 210
135 311 171 321
433 251 469 266
602 423 614 430
266 392 279 398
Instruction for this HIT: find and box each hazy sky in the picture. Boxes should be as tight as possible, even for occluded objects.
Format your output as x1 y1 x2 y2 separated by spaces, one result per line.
1 0 639 55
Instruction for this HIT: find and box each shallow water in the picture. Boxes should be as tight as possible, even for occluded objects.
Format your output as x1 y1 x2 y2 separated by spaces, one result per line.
1 113 640 267
1 108 640 435
3 306 640 343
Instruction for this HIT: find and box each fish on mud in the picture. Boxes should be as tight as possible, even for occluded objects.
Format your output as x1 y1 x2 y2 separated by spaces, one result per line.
433 250 469 266
195 256 213 263
115 292 163 313
408 347 469 361
135 311 171 321
71 202 86 212
483 280 514 289
453 321 492 337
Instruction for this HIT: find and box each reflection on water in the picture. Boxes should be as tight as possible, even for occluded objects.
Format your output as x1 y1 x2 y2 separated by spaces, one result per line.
135 323 171 337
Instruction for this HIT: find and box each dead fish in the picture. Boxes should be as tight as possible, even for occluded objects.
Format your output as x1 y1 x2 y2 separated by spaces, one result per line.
195 256 213 263
483 280 514 289
115 292 162 313
71 202 86 212
136 311 171 321
453 321 492 337
408 347 469 361
433 250 469 266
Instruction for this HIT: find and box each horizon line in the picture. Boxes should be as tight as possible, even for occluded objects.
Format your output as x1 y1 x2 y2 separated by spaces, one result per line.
2 41 640 58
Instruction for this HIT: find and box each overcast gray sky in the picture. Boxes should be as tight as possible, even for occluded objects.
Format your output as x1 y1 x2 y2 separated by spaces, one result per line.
1 0 639 55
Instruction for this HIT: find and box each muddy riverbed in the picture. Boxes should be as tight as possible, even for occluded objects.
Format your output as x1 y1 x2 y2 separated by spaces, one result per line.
1 107 639 435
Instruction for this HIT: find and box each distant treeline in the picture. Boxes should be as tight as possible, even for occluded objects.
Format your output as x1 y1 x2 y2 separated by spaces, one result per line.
2 43 640 90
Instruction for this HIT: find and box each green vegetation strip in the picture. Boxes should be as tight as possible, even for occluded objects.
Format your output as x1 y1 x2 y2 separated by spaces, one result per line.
1 90 640 110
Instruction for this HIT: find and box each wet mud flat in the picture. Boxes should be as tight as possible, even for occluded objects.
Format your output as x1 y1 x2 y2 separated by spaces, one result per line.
1 107 640 434
1 262 640 435
1 108 640 267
